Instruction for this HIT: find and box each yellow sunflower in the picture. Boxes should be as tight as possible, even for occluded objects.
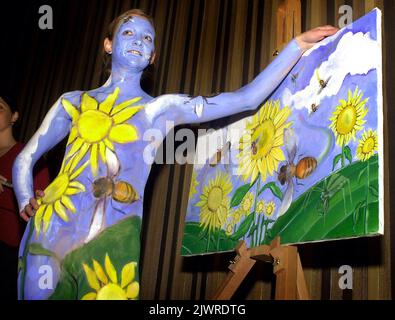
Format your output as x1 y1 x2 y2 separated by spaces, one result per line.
329 88 368 146
238 100 292 183
265 201 276 218
256 200 265 214
241 192 254 214
34 159 89 236
196 172 232 232
356 129 378 161
62 87 143 176
189 170 199 200
81 253 139 300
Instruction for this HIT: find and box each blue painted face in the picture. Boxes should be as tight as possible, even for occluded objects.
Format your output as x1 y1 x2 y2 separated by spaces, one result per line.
112 16 155 73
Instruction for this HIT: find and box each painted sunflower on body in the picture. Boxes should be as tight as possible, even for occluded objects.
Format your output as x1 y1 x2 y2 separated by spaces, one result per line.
238 100 292 183
62 87 143 176
356 129 378 161
196 172 232 232
34 159 89 235
329 88 368 146
81 254 139 300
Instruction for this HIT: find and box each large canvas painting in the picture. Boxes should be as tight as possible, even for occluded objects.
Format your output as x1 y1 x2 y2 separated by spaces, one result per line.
182 9 383 256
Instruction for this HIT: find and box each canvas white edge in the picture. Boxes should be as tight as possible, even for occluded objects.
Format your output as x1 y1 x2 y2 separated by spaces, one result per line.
376 8 384 235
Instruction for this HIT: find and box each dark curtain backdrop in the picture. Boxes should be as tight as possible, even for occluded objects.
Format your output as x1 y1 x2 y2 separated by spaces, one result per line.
0 0 393 299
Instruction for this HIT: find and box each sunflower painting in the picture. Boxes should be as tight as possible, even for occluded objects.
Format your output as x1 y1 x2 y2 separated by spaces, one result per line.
182 9 384 255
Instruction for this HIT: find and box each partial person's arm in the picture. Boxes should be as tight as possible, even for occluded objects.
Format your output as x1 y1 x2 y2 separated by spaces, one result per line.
12 92 79 220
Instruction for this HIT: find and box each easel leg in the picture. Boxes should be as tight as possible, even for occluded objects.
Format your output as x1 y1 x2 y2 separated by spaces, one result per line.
273 245 298 300
296 252 310 300
212 241 256 300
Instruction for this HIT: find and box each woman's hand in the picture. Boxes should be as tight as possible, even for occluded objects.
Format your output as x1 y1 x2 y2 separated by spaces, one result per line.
296 25 339 52
20 190 45 222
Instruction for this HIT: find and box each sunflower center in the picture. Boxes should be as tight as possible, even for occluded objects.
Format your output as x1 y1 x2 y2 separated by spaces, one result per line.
362 137 375 154
254 120 275 159
207 187 223 212
41 173 69 204
266 205 274 215
78 110 113 143
336 105 357 135
96 283 127 300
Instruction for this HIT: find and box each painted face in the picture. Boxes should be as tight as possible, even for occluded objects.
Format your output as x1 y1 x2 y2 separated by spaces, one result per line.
112 16 155 72
0 98 16 132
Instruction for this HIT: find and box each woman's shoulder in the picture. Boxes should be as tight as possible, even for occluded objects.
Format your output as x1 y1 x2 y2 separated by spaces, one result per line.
59 90 84 105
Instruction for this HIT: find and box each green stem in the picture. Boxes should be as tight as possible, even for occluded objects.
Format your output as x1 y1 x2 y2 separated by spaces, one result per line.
206 231 211 253
256 214 262 245
20 219 35 300
341 146 346 168
365 161 370 234
263 221 269 244
252 178 261 247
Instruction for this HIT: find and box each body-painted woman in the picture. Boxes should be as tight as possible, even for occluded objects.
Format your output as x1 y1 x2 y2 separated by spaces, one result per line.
13 10 337 299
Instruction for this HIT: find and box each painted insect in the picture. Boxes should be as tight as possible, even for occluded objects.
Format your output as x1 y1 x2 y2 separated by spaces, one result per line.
209 141 231 167
209 128 231 169
291 66 304 87
93 177 138 203
316 69 332 95
313 173 349 217
85 149 139 243
277 128 318 217
311 103 319 113
251 141 258 156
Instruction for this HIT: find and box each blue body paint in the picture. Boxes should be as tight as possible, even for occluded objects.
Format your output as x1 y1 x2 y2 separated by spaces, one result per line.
13 16 302 299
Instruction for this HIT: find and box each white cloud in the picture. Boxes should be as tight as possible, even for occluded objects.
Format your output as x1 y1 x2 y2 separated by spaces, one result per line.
281 31 380 112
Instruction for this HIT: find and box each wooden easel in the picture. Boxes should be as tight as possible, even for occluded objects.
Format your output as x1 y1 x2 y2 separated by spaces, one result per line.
212 237 310 300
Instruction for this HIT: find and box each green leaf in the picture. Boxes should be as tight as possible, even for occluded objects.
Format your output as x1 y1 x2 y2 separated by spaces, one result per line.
230 183 255 208
247 224 258 238
28 243 57 258
343 146 353 165
258 182 283 200
332 154 342 171
369 185 378 197
230 213 255 241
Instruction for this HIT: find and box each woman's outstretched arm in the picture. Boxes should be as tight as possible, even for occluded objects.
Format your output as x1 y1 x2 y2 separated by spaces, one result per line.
147 26 338 127
12 92 79 221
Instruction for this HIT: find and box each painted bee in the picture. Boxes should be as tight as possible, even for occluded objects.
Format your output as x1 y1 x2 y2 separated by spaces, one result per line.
93 177 139 203
277 128 318 217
